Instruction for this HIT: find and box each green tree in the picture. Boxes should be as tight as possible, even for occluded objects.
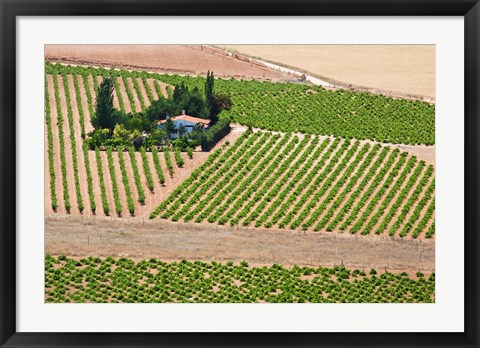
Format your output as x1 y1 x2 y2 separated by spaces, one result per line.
209 93 232 124
92 77 116 134
205 71 214 109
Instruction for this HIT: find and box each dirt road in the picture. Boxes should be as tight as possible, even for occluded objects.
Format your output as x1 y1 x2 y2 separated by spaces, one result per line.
45 215 434 272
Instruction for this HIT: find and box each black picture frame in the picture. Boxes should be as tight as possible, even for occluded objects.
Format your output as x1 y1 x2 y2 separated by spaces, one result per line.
1 1 479 347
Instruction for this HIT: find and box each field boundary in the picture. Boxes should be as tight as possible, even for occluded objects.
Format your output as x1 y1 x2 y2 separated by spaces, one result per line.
45 215 435 273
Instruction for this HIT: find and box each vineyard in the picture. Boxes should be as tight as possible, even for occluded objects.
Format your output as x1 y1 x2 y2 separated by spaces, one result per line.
44 65 201 218
45 255 435 303
150 131 435 238
46 62 435 145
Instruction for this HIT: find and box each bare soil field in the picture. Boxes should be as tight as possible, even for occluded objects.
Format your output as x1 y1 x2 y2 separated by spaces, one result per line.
45 45 290 81
45 215 434 273
219 45 435 100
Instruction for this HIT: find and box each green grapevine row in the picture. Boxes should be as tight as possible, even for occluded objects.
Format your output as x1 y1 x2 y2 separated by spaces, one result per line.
95 147 110 215
45 77 58 211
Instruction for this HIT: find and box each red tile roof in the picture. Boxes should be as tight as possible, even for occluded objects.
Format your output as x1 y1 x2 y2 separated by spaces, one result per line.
157 115 211 126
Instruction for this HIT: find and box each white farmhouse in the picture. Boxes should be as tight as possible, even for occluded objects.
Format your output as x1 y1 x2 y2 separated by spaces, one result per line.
157 111 211 139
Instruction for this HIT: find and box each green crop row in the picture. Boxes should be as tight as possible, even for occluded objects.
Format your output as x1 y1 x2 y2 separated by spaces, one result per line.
140 147 154 192
128 147 146 204
151 147 166 186
163 148 174 177
52 75 71 212
95 147 110 215
44 77 58 211
117 147 135 215
174 147 184 168
106 146 123 216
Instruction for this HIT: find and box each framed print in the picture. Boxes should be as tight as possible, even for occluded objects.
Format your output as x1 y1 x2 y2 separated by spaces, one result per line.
1 0 479 347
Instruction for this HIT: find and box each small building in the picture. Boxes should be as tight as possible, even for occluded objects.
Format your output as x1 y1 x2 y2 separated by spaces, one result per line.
157 111 211 139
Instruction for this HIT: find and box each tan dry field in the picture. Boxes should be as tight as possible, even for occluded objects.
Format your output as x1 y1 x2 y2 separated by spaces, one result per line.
45 215 434 273
45 45 290 81
44 72 245 219
219 45 435 100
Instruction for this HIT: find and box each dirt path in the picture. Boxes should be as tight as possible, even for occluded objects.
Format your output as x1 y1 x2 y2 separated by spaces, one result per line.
45 215 435 273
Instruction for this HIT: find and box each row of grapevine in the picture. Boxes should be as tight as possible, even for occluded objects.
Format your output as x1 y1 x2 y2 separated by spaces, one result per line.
128 147 146 204
44 77 58 210
106 146 123 216
140 147 155 192
117 148 135 215
152 132 435 238
95 147 110 215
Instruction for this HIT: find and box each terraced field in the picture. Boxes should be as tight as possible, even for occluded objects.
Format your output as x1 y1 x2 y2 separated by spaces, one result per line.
150 131 435 238
45 255 435 303
44 69 200 218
